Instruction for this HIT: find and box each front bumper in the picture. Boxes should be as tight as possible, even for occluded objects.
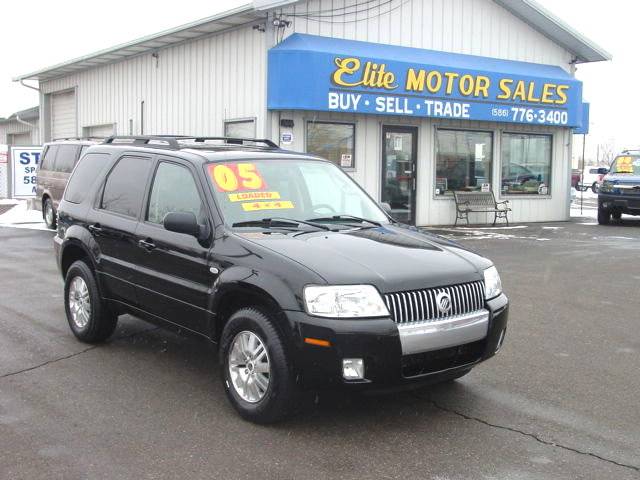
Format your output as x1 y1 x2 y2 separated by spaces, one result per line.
599 193 640 214
286 293 509 389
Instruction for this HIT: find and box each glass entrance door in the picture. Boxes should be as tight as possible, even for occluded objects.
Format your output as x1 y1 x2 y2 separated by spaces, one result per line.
381 126 418 225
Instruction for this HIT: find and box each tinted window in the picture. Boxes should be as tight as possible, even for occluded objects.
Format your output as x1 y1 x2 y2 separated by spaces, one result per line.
64 153 111 204
39 145 58 171
147 162 204 224
101 156 151 217
55 145 81 173
435 129 493 195
307 122 355 169
501 133 552 195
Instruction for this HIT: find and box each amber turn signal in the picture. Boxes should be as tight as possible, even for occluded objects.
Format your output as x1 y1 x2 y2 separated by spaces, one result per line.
304 337 331 348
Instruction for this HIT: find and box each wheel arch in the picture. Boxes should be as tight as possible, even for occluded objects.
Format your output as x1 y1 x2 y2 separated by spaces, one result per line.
60 238 98 279
210 275 297 344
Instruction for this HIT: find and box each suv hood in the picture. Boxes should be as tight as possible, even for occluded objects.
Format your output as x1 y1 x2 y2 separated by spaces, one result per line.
235 224 491 293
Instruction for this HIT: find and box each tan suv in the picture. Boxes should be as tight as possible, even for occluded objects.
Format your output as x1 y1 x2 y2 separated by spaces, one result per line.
36 139 100 229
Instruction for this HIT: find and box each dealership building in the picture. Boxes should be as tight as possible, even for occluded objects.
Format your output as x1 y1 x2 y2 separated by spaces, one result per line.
15 0 609 225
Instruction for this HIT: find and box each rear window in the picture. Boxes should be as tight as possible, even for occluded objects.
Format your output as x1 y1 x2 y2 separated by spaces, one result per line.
39 145 58 171
64 153 111 204
55 145 81 173
101 156 152 217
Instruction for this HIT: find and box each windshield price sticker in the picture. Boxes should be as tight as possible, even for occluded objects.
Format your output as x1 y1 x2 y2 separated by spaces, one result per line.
228 191 281 202
209 163 266 192
617 156 634 173
241 201 294 212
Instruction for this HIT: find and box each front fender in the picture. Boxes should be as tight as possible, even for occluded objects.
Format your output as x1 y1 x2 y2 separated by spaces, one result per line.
211 266 302 313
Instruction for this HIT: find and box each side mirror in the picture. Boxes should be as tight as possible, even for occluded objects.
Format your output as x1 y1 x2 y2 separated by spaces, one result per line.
164 212 203 238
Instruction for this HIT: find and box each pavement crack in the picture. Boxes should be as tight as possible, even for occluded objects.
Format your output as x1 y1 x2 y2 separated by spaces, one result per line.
0 327 160 380
413 392 640 473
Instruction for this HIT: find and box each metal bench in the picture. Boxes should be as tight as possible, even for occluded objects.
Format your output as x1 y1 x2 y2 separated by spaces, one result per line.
453 191 511 226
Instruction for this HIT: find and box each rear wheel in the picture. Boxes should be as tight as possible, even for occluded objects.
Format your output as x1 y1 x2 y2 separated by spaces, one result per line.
64 260 117 343
597 205 611 225
43 197 56 229
612 210 622 220
220 308 295 423
591 182 599 194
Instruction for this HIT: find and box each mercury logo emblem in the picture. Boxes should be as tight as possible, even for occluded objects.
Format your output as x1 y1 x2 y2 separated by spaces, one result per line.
436 291 452 314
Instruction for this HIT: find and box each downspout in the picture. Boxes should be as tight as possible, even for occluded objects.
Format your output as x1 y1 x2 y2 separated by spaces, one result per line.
15 114 35 130
16 79 42 142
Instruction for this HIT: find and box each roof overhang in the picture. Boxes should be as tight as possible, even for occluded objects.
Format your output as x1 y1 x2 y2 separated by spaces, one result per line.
494 0 611 63
13 3 264 82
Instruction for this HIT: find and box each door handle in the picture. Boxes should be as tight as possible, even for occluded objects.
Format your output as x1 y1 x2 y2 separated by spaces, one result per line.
88 224 103 235
138 238 156 251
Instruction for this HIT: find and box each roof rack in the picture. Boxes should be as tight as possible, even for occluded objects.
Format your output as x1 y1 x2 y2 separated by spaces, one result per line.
52 136 106 141
621 149 640 154
102 135 279 150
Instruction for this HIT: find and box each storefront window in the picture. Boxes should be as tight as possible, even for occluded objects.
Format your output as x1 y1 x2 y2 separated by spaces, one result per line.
306 121 355 169
435 129 493 196
501 133 552 195
224 119 256 138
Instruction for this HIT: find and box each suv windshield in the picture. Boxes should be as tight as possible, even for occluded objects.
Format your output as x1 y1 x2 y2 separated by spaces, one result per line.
610 155 640 175
205 159 389 227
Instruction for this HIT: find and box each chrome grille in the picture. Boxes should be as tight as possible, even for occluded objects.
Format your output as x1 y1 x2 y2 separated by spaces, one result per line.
384 281 485 324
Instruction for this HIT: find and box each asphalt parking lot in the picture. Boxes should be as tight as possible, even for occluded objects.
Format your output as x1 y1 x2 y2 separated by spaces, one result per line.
1 216 639 480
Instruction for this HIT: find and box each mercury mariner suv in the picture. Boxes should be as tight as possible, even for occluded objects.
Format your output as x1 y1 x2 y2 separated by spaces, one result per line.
54 136 509 423
598 151 640 224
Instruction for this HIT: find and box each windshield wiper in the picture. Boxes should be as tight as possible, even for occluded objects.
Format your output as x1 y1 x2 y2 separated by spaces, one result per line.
232 217 332 231
306 215 382 227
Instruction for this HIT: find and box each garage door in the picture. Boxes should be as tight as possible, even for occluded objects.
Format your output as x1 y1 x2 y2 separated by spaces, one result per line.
84 123 115 138
51 90 76 140
8 132 32 145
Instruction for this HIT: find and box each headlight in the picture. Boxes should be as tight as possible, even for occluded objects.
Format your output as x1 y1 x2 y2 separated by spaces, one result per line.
304 285 389 318
483 266 502 299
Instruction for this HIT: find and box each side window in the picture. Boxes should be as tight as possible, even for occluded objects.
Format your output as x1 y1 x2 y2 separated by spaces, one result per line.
64 153 111 204
101 156 152 217
147 162 205 225
39 145 58 171
55 145 81 173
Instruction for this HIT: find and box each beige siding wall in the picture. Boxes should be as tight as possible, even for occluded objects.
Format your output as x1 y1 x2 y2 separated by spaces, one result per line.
40 24 266 140
278 0 573 69
0 119 41 145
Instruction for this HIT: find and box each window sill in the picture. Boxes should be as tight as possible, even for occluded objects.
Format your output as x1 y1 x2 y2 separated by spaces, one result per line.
499 194 552 199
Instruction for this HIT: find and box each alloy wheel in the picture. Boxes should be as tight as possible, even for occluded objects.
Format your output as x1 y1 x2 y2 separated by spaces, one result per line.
228 330 271 403
68 276 91 329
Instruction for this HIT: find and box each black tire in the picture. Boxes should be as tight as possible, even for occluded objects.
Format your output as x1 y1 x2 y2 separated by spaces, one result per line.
43 197 57 230
597 205 611 225
612 210 622 220
64 260 118 343
219 307 295 424
591 182 599 194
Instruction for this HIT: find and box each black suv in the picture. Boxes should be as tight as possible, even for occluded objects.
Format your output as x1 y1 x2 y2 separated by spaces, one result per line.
54 136 509 423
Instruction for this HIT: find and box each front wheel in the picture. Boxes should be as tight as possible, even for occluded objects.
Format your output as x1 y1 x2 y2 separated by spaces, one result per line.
591 182 599 194
597 205 611 225
612 210 622 220
64 260 118 343
43 197 57 229
220 308 295 423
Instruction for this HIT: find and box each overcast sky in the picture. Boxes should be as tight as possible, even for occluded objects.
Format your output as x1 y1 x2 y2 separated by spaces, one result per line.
0 0 634 157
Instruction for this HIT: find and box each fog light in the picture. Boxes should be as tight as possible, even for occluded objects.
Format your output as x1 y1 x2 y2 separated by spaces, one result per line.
342 358 365 380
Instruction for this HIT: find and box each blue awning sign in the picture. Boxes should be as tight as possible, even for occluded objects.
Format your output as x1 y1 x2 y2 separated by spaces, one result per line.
268 34 584 128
